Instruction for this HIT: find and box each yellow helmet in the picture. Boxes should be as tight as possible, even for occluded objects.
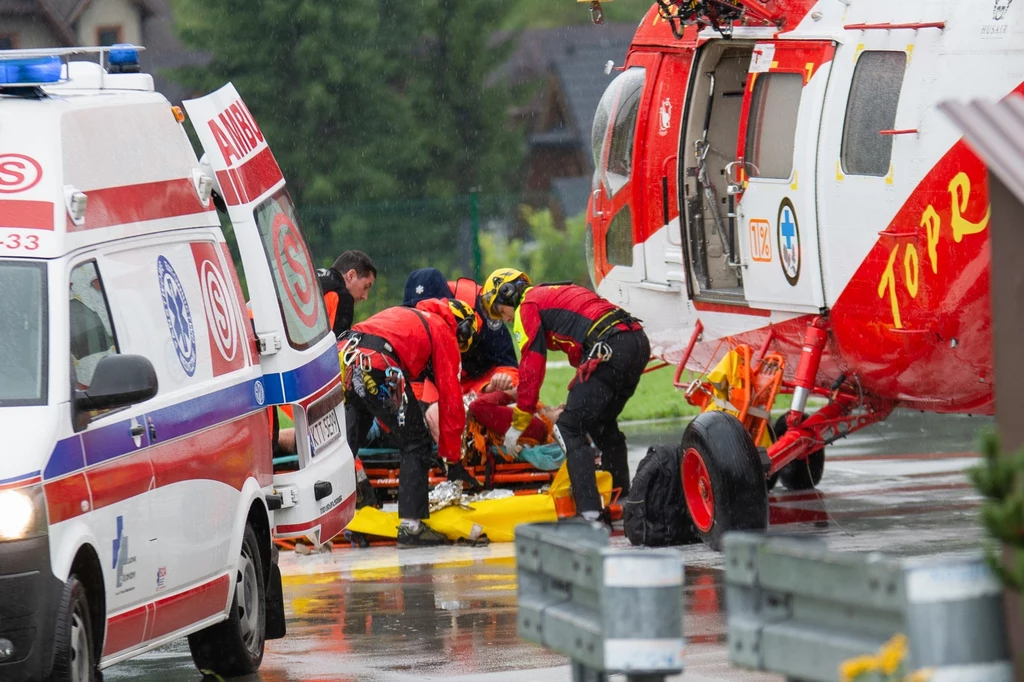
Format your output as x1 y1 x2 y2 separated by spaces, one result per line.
480 268 532 320
448 298 482 353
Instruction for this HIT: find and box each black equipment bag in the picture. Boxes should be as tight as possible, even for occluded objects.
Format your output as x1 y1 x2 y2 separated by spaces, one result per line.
622 444 699 547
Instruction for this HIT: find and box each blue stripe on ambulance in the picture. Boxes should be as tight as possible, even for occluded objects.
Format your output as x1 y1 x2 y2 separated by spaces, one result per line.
43 346 341 481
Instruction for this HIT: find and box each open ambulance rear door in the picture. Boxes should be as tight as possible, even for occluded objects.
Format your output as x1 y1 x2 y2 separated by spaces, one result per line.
183 83 355 546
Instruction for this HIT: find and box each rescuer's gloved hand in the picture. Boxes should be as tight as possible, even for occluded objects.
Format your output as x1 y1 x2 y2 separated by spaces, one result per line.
504 426 524 453
446 461 483 491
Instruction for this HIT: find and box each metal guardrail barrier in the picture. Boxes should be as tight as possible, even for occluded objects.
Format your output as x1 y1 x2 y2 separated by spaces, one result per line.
516 520 686 682
724 533 1012 682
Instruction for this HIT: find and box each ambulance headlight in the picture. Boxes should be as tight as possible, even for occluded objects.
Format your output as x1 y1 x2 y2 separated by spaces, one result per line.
0 55 63 85
0 486 47 541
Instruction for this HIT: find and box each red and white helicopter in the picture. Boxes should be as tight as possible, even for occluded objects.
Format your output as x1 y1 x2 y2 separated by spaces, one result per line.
584 0 1024 548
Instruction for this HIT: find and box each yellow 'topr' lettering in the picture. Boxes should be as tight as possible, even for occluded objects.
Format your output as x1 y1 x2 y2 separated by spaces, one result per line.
921 205 940 274
903 244 919 298
878 245 902 329
949 172 990 242
877 170 991 329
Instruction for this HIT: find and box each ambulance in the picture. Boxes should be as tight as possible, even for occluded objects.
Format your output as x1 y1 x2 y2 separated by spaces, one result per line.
0 46 356 681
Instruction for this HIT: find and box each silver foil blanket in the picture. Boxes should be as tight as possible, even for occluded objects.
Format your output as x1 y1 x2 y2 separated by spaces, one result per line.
428 481 515 512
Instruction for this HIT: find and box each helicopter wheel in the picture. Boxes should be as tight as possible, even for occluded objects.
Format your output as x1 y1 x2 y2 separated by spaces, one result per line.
772 415 826 491
681 411 768 550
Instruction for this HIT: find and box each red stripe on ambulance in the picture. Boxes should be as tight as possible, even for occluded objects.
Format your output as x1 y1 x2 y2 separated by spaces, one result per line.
206 97 283 206
0 200 54 230
0 475 41 492
104 574 231 657
216 147 283 206
149 573 231 641
276 492 356 542
67 178 213 231
149 412 273 492
215 169 239 205
46 413 272 524
234 146 282 203
103 603 150 656
87 454 154 513
45 473 91 525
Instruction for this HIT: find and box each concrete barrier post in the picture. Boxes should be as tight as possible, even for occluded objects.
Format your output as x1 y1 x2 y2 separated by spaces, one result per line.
726 532 1013 682
904 556 1012 681
516 520 685 681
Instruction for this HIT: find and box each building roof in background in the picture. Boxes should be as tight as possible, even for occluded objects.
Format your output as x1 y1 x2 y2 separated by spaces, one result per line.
0 0 76 45
493 22 636 88
502 24 635 221
940 95 1024 208
553 41 629 170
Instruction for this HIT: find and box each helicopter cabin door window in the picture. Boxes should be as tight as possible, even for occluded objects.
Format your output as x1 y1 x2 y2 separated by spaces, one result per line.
744 73 803 180
592 60 655 282
841 51 907 177
732 41 835 313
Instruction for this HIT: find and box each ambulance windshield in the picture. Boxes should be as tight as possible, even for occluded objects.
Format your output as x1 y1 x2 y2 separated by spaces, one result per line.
0 261 47 406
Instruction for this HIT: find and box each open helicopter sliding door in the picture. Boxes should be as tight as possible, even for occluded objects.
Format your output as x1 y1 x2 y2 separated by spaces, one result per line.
734 41 834 312
183 84 355 546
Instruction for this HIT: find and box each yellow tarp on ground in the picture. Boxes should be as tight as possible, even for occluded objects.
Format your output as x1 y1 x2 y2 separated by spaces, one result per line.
345 463 613 543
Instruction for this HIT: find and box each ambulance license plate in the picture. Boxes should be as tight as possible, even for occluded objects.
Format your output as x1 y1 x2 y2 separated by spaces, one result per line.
310 410 341 454
307 386 344 457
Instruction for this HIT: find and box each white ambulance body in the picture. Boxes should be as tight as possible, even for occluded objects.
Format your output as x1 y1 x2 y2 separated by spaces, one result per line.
0 47 355 681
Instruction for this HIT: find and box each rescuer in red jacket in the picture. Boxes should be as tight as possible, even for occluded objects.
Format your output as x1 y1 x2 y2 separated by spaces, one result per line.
480 269 650 520
341 297 481 547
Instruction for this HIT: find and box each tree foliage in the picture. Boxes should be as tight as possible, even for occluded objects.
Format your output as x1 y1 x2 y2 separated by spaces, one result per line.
481 207 592 289
168 0 526 207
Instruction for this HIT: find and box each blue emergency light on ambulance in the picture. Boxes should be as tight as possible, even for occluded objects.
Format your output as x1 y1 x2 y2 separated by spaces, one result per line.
101 43 143 74
0 55 62 85
108 43 141 69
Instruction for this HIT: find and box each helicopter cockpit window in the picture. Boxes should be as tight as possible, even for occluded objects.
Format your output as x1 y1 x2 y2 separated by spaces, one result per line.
592 67 647 197
606 209 634 267
744 72 803 180
841 51 907 177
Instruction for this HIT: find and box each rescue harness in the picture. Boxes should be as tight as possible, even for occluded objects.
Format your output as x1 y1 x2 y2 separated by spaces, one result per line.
339 308 435 428
571 308 642 388
340 331 409 426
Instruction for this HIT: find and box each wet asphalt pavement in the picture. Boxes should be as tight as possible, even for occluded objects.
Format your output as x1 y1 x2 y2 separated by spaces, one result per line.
103 409 992 681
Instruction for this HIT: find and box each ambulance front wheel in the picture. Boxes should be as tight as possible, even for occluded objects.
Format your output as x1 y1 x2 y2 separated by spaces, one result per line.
681 411 769 551
188 523 266 676
49 575 98 682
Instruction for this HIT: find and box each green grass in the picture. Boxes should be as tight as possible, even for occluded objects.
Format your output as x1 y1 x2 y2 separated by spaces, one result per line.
279 364 795 429
540 364 796 423
539 364 695 422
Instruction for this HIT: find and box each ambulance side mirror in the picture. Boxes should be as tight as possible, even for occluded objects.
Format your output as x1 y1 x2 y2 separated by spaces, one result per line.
75 354 159 412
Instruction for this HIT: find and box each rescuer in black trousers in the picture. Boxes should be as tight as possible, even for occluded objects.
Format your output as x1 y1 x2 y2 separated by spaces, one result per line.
556 329 650 513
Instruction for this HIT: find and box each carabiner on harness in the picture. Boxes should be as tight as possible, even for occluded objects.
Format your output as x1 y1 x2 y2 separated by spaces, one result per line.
587 341 613 363
340 335 361 368
384 366 408 426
